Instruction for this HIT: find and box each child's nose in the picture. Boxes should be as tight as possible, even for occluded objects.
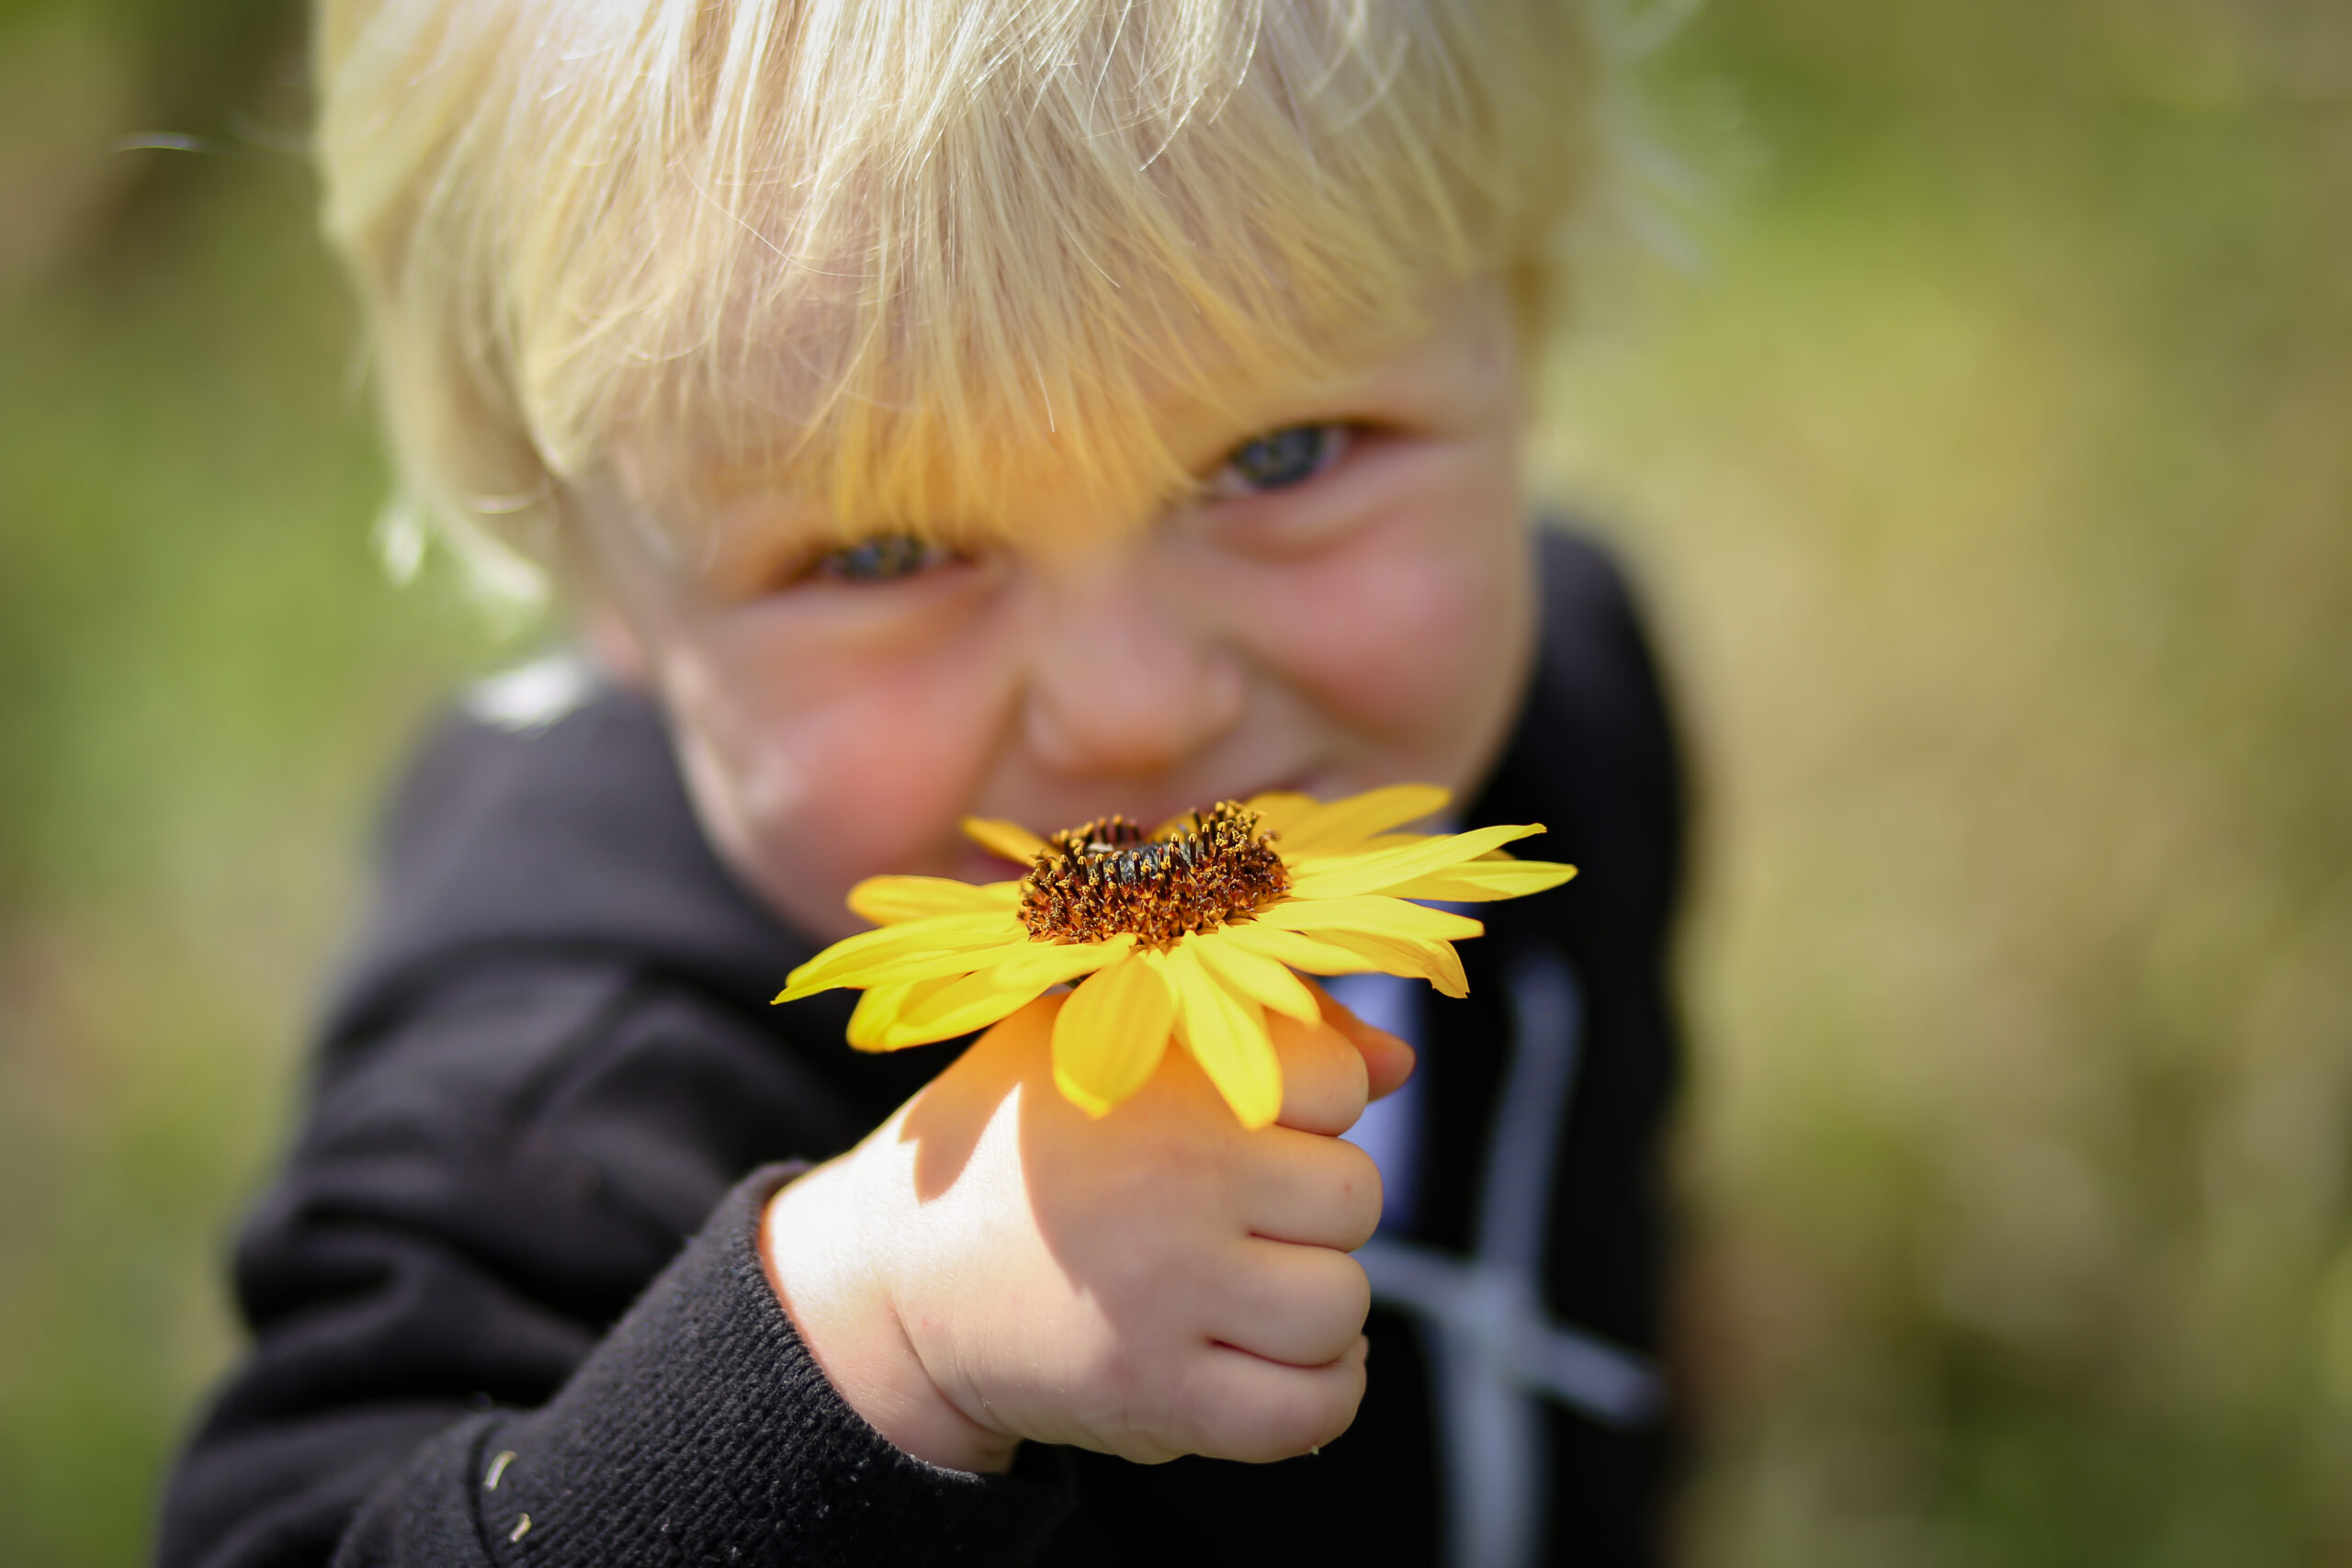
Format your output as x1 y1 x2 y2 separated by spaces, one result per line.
1021 556 1247 775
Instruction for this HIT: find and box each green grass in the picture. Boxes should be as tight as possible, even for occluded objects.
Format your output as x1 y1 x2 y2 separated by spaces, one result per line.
3 1 2349 1563
0 65 501 1560
1538 6 2352 1562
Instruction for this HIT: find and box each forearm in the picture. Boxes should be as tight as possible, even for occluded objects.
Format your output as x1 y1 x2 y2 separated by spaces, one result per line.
161 961 1074 1568
335 1167 1069 1567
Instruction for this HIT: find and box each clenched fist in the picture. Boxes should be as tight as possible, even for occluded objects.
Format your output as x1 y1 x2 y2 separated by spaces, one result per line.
761 987 1412 1472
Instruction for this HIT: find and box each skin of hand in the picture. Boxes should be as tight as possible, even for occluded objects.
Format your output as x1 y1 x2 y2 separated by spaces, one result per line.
760 985 1417 1474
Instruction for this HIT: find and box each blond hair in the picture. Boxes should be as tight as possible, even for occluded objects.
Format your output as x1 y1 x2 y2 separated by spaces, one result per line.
315 0 1600 600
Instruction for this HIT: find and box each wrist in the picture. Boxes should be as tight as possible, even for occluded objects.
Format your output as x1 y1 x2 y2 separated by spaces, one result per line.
759 1160 1019 1475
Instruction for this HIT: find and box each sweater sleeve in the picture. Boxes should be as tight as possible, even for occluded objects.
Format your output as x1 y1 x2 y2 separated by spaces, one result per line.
157 962 1070 1568
334 1168 1070 1566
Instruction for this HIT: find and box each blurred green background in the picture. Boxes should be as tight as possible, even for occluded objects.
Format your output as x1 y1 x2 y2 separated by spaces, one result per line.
1 1 2346 1563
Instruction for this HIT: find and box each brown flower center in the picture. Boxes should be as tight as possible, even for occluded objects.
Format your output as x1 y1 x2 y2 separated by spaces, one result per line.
1020 801 1289 945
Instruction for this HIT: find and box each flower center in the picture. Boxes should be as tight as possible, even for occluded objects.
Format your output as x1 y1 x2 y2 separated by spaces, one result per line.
1020 801 1290 945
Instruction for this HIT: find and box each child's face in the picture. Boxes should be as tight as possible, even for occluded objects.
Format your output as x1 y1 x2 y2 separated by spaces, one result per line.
576 283 1538 942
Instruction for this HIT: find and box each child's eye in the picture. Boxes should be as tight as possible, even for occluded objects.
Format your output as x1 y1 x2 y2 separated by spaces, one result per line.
811 534 959 583
1207 423 1351 498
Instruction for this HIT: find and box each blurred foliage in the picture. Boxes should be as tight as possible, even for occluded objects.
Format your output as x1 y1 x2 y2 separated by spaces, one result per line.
0 6 501 1562
0 0 2346 1564
1539 1 2352 1563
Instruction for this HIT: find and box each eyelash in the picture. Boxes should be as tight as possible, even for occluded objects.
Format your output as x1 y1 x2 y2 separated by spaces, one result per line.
1205 423 1353 500
806 535 962 585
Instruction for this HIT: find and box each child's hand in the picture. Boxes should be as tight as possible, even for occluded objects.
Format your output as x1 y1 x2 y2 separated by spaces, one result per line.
760 989 1411 1473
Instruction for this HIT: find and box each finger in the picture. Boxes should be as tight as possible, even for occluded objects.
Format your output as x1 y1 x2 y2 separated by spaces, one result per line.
1303 976 1418 1101
1271 1010 1369 1135
1171 1337 1370 1463
1235 1130 1382 1250
1204 1238 1371 1368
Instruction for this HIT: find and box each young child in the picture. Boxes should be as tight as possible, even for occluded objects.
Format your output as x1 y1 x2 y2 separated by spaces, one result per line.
160 0 1684 1562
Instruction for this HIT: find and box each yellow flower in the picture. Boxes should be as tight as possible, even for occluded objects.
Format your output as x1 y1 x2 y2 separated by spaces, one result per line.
772 784 1576 1129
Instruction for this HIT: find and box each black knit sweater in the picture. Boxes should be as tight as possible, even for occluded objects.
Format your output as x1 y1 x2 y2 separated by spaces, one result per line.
157 528 1685 1567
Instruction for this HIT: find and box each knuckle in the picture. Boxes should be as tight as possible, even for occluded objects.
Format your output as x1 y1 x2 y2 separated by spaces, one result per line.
1319 1142 1384 1247
1310 1253 1373 1340
1276 1015 1363 1091
1334 1136 1380 1193
1170 1372 1254 1457
1305 1366 1367 1450
1228 1398 1325 1463
1338 1258 1373 1330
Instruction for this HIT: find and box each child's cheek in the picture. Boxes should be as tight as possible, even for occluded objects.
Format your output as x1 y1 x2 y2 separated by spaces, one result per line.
1305 553 1488 714
1250 520 1529 740
660 615 1020 940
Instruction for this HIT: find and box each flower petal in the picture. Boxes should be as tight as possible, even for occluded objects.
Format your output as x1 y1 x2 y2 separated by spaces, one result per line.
1189 930 1322 1023
1283 822 1547 899
1236 791 1322 842
1253 895 1484 943
1372 860 1577 902
1052 947 1175 1116
847 875 1022 924
850 940 1128 1051
1216 922 1393 977
855 977 1037 1050
845 977 953 1048
1164 943 1282 1130
1261 784 1454 857
1343 832 1436 855
988 932 1135 987
778 911 1025 998
1221 921 1465 994
962 817 1046 864
806 936 1048 993
1312 930 1470 998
